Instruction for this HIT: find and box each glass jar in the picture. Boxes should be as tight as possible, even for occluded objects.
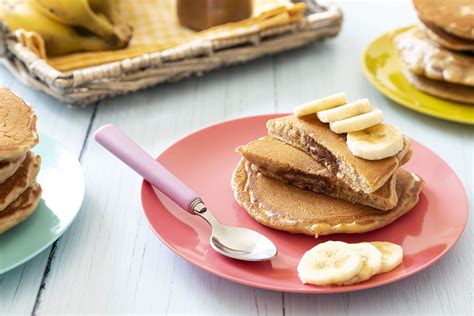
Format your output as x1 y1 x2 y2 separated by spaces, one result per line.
177 0 253 31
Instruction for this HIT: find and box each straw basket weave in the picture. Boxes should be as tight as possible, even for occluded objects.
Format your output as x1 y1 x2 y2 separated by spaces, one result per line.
0 1 342 106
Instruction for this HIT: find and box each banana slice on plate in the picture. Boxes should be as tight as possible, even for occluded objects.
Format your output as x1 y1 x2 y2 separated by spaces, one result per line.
294 93 347 117
347 123 404 160
340 242 382 285
330 109 384 134
297 241 363 285
317 99 372 123
370 242 403 274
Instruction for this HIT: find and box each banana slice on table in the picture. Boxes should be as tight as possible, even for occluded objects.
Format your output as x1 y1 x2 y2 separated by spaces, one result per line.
294 93 347 117
347 123 404 160
339 242 382 285
297 241 363 286
370 242 403 274
317 99 372 123
330 109 384 134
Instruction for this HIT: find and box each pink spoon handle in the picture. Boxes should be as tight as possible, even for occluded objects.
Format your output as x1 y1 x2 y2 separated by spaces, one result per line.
95 124 199 213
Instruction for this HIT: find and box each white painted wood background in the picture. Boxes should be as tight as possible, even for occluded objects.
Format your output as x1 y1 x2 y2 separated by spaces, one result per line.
0 1 472 314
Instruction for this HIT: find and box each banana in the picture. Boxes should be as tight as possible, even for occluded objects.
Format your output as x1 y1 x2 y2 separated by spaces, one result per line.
370 242 403 274
339 242 382 285
27 0 130 47
317 98 372 123
329 109 384 134
297 241 363 286
88 0 132 42
0 1 113 56
15 29 46 58
346 123 404 160
294 93 347 117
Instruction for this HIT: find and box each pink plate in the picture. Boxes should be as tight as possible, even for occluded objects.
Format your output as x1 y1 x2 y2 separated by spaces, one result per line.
141 114 468 293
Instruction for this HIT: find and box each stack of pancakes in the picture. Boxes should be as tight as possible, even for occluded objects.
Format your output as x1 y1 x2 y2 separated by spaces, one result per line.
0 88 42 234
393 0 474 104
232 115 423 237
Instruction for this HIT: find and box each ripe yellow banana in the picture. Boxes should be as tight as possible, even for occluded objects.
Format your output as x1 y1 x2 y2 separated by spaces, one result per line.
27 0 130 47
347 123 404 160
88 0 132 42
0 1 113 56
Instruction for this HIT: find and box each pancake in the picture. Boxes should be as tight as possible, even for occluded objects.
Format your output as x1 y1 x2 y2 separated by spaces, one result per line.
232 159 424 237
267 115 411 194
0 153 26 184
420 21 474 52
403 68 474 104
0 88 39 160
237 137 399 211
0 182 42 234
413 0 474 40
393 27 474 87
0 152 41 212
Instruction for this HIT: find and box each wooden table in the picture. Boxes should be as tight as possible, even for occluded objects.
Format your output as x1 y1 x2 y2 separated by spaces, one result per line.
1 1 472 314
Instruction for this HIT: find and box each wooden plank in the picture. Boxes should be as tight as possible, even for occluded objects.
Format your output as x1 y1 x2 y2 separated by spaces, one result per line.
0 67 94 314
35 58 283 314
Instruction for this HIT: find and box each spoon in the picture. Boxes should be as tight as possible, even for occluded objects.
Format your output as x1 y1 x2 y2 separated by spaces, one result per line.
94 124 277 261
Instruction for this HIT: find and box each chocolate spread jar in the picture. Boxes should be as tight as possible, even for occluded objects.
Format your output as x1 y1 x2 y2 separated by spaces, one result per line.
177 0 253 31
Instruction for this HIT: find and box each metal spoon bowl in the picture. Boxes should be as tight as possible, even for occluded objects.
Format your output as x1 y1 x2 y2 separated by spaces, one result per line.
196 204 277 261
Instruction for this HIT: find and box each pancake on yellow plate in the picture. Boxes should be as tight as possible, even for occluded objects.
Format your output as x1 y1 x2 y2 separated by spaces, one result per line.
393 27 474 87
420 22 474 52
403 68 474 104
413 0 474 41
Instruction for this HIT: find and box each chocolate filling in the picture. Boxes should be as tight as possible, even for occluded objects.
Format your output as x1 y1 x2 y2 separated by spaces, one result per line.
0 186 40 218
256 165 334 193
0 160 12 168
0 154 32 203
304 136 339 173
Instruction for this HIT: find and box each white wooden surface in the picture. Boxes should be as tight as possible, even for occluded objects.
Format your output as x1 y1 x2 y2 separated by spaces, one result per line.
1 1 472 314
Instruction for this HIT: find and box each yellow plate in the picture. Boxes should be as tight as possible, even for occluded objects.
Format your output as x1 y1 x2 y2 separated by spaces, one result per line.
362 26 474 125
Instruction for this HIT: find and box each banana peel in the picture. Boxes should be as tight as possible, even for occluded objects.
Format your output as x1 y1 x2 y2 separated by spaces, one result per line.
14 29 47 59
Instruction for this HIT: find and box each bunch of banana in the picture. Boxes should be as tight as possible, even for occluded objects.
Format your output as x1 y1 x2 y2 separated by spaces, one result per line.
0 0 132 56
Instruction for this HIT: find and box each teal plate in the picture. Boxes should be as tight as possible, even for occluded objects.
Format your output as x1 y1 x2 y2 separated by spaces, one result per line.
0 134 85 274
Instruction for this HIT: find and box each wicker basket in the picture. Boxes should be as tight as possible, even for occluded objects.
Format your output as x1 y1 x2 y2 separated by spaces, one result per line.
0 1 342 106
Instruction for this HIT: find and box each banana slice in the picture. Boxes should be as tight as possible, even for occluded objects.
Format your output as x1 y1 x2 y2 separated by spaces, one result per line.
297 241 363 286
370 242 403 274
340 242 382 285
330 109 384 134
294 93 347 117
346 123 403 160
317 99 372 123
